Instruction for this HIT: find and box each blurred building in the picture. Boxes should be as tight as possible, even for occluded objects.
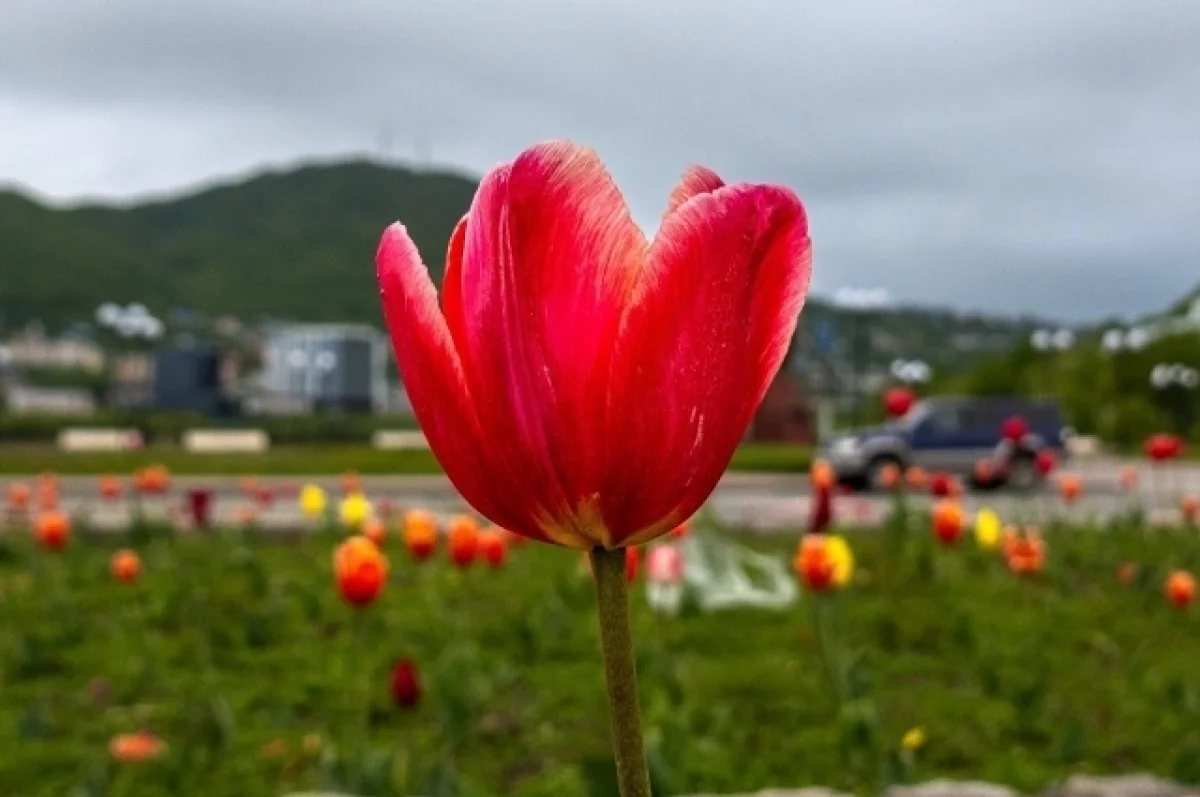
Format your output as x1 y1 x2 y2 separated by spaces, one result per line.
3 323 104 372
154 344 237 415
3 384 95 415
255 324 388 414
748 370 814 445
109 352 155 409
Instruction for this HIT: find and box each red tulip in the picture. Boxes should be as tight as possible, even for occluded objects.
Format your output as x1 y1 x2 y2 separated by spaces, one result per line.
931 500 964 546
625 547 641 583
1001 416 1028 443
883 387 916 419
1034 449 1057 476
389 659 421 708
929 472 954 498
807 483 833 535
478 528 508 568
1145 433 1185 462
376 140 810 551
334 536 388 607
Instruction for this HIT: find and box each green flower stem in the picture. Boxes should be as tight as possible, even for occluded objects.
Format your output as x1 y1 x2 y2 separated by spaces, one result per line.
590 547 652 797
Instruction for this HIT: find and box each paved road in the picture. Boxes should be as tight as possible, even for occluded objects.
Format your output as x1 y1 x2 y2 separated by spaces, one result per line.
4 457 1197 532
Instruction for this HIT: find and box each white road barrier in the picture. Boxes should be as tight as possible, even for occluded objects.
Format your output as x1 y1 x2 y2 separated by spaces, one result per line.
182 429 270 453
57 428 144 452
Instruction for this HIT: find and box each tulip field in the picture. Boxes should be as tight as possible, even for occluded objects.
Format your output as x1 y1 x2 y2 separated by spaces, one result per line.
3 490 1200 797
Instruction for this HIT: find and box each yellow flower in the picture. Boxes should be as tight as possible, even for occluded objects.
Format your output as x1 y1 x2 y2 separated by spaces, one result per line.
339 492 372 529
974 508 1001 550
299 484 328 518
902 726 926 752
825 535 855 587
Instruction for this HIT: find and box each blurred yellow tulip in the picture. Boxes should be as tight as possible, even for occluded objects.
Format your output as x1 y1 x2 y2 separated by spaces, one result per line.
299 484 328 518
902 727 926 752
974 508 1002 550
339 492 372 529
826 535 855 587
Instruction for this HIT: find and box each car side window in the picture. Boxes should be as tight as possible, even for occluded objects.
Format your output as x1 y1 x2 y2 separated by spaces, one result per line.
925 407 961 433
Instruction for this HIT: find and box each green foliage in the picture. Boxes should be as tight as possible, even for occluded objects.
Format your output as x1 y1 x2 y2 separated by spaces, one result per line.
939 331 1200 442
0 521 1199 795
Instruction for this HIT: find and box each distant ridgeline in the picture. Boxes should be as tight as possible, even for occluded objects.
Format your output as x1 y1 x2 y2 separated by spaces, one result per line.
1 160 1194 376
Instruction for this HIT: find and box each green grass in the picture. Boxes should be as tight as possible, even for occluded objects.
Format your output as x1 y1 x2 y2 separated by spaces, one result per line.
0 443 812 476
3 511 1200 796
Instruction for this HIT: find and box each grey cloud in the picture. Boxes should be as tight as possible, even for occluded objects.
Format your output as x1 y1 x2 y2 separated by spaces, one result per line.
1 0 1198 320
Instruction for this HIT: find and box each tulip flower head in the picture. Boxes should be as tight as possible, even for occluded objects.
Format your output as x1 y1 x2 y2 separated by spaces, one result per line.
478 527 509 567
7 482 31 512
931 500 965 546
824 534 855 586
1004 528 1045 575
905 467 928 491
625 546 641 583
299 484 328 518
333 536 388 607
390 659 421 708
1167 571 1196 608
883 387 916 419
974 508 1002 550
34 510 70 551
340 470 362 495
1058 473 1082 504
447 515 479 568
1118 466 1138 491
902 727 927 753
810 459 836 491
99 475 123 501
376 140 811 551
1182 495 1199 525
109 731 166 763
879 463 901 491
111 549 142 584
794 535 836 592
1146 433 1185 462
363 517 388 547
339 493 372 530
1000 416 1028 443
1116 562 1138 586
1035 449 1057 477
133 465 170 496
929 472 954 498
403 510 438 561
645 543 686 614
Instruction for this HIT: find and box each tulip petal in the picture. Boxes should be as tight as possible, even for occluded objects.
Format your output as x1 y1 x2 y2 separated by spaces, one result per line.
601 183 812 544
455 141 647 548
376 223 512 528
662 165 725 221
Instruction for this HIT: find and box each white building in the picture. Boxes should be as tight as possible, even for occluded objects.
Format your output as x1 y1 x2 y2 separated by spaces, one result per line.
255 323 390 413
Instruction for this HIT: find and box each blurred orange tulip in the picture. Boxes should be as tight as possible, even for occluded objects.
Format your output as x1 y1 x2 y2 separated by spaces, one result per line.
1182 495 1199 524
1005 528 1045 575
363 517 388 546
1118 466 1139 491
99 475 123 501
1058 473 1082 503
448 515 479 568
879 463 901 490
931 500 964 546
133 465 170 496
810 459 835 490
111 549 142 583
340 471 361 495
110 731 166 762
793 536 835 592
1166 571 1195 608
6 482 31 511
402 510 438 561
334 536 388 606
34 510 70 551
905 467 928 490
478 528 508 568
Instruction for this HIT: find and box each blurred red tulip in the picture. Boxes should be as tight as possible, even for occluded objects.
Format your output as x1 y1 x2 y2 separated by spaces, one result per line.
931 500 964 546
1167 571 1195 608
334 536 388 607
1034 449 1057 476
1145 433 1185 462
1001 416 1028 442
883 387 916 419
390 659 421 708
478 528 508 567
625 547 641 583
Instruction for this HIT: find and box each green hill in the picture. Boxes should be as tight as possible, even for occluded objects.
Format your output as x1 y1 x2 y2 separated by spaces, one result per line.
0 160 476 329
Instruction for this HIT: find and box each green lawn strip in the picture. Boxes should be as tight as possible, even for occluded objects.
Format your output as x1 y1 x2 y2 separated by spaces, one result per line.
0 443 812 476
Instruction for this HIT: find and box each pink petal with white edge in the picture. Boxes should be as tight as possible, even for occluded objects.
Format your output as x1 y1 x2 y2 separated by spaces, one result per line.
375 223 513 529
662 165 725 221
600 183 812 545
453 141 647 548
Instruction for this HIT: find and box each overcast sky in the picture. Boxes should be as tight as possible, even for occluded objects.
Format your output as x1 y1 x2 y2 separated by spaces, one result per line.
2 1 1198 321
